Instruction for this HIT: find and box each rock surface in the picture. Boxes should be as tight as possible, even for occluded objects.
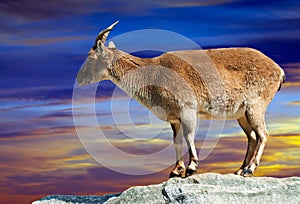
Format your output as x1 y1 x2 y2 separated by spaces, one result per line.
33 173 300 204
32 194 120 204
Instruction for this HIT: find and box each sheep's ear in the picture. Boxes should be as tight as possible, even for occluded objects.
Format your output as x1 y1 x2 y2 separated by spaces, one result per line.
108 41 116 49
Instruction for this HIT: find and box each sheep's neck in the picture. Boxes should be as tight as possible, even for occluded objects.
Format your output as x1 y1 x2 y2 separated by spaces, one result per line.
107 51 152 99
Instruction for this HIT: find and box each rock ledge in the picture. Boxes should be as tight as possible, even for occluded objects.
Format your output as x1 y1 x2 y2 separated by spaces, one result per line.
33 173 300 204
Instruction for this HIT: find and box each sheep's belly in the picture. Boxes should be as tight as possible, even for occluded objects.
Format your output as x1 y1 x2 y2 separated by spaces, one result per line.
198 106 246 120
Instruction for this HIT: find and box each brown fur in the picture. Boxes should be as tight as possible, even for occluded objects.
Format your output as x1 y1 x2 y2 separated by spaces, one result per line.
104 47 284 121
77 41 285 177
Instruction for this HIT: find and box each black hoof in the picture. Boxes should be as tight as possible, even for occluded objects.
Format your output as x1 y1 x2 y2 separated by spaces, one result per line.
169 167 185 178
185 168 197 177
241 169 253 177
169 172 183 178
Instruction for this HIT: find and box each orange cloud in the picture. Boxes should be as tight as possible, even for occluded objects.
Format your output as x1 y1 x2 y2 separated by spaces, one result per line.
289 101 300 105
281 62 300 88
1 89 299 204
1 127 299 204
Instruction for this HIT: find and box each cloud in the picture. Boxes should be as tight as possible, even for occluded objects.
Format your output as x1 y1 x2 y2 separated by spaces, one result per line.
0 2 97 48
198 134 300 177
267 118 300 136
282 62 300 87
117 0 233 10
0 125 171 201
0 0 103 21
0 100 69 113
283 82 300 88
1 120 299 204
0 83 115 101
0 0 232 23
107 138 171 155
0 0 234 49
289 101 300 105
39 111 73 120
2 35 91 47
224 0 300 10
0 86 72 100
283 62 300 68
0 2 299 203
0 126 76 140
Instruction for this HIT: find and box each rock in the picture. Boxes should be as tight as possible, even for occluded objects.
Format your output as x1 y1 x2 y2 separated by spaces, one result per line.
105 183 165 204
32 194 120 204
32 173 300 204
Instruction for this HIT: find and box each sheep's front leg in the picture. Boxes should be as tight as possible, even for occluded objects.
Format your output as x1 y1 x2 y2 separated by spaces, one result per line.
169 122 185 178
182 110 199 177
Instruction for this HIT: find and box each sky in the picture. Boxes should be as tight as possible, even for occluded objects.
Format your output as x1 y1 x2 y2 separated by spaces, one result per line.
0 0 300 203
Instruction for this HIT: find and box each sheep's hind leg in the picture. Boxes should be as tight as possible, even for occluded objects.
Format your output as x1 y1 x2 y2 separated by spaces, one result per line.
234 115 257 176
169 121 186 178
241 105 268 177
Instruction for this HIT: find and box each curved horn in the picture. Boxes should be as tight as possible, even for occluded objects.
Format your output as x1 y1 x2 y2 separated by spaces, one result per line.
92 21 119 49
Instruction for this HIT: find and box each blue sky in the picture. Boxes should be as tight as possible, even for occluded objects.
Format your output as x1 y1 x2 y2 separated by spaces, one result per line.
0 1 300 203
1 0 300 90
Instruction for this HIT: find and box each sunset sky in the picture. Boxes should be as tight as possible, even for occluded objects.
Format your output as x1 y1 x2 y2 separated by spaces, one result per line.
0 1 300 203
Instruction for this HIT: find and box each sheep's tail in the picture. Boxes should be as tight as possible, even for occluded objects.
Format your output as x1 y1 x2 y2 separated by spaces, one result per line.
278 67 286 91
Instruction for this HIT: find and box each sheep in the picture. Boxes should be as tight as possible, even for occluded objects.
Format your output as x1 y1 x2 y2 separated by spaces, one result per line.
76 21 286 178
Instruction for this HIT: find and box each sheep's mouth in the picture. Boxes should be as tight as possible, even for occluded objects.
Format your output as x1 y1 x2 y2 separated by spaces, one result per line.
76 77 89 86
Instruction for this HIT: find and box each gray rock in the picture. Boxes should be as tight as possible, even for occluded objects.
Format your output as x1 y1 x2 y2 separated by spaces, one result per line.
32 173 300 204
32 193 120 204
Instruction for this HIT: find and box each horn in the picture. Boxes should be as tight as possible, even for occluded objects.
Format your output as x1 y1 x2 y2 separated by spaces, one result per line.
92 21 119 49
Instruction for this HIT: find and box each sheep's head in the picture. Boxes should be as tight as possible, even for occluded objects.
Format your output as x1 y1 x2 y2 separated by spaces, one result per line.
76 21 119 86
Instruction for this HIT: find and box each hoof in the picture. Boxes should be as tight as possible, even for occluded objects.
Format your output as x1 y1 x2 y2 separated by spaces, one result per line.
241 168 253 177
234 169 243 176
185 168 197 177
169 171 183 178
169 167 185 178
